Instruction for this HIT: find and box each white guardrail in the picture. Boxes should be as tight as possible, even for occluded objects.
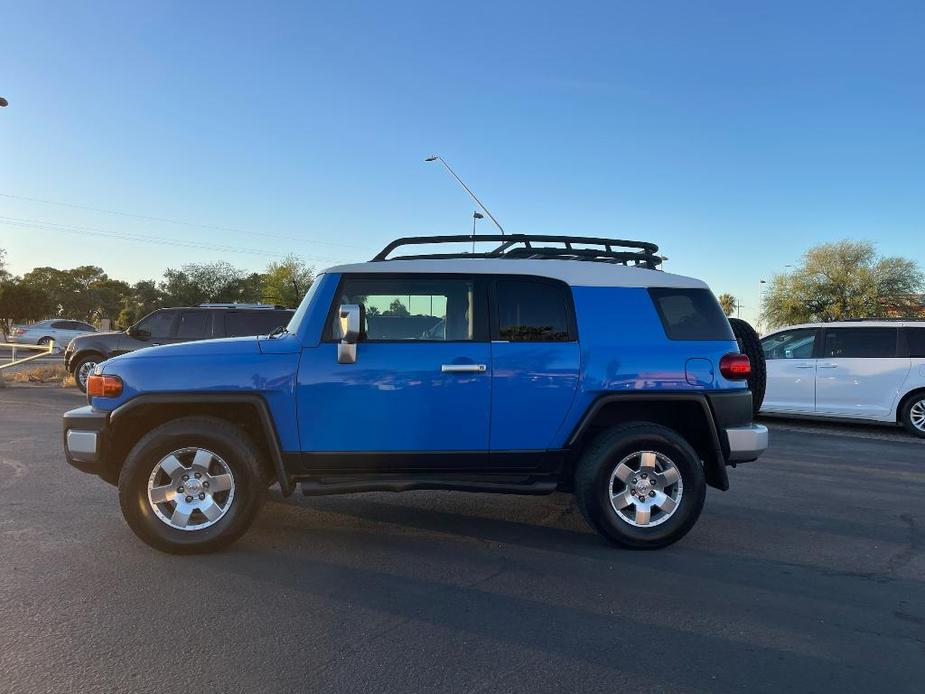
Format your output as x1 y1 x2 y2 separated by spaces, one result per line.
0 341 56 370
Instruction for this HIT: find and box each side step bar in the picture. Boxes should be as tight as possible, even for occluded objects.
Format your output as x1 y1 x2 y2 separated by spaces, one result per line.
299 473 559 497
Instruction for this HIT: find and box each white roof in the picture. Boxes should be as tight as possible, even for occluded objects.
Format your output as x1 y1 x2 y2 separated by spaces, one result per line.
323 258 707 289
766 320 925 334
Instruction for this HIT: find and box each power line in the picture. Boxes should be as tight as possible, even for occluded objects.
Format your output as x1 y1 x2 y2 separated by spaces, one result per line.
0 191 375 251
0 216 354 263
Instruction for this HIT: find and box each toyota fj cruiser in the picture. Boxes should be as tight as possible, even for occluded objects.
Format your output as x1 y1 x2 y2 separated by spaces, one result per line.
62 235 768 553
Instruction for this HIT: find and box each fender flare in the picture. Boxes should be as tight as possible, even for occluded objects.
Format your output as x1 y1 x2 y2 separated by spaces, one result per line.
109 393 295 496
566 392 729 491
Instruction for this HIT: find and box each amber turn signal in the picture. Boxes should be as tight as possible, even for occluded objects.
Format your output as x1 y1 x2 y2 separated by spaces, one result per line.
86 374 123 398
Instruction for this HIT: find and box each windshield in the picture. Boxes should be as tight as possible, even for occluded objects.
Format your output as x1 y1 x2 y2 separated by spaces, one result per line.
286 275 324 335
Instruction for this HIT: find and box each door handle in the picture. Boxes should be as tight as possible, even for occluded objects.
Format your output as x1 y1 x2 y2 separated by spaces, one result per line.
441 364 487 373
795 364 815 369
818 363 838 369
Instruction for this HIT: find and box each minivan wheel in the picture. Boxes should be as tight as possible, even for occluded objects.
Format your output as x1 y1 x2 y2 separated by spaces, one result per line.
575 423 706 549
900 393 925 439
118 416 266 554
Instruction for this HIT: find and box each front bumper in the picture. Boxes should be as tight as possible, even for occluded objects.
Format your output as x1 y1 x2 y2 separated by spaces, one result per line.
725 423 768 463
63 406 112 479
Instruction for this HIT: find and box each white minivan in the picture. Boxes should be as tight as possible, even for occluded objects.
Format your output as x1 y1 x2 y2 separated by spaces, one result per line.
759 321 925 437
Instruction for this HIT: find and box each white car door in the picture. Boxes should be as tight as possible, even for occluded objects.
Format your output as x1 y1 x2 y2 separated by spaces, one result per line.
815 327 910 420
760 328 819 413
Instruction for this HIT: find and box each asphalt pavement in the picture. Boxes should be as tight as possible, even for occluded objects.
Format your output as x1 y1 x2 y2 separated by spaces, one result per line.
1 386 923 693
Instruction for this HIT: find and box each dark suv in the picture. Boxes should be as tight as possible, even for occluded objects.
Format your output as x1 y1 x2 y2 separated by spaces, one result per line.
65 304 294 392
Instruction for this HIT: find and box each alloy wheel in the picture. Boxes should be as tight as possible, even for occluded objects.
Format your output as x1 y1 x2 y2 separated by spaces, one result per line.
910 399 925 433
147 447 236 531
608 450 684 528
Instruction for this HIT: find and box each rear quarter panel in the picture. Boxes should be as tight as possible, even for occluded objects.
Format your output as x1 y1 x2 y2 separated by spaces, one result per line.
552 286 743 444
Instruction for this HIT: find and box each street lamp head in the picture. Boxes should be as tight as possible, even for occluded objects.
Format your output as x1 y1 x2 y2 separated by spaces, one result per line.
424 155 438 162
0 97 8 108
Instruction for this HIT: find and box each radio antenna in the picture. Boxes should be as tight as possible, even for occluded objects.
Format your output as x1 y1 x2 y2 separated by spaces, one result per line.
425 155 505 236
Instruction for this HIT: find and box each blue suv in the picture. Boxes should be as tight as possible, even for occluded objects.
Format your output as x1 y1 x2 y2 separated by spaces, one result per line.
62 235 768 553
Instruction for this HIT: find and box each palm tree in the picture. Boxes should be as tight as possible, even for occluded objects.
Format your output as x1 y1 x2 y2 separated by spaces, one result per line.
717 293 737 317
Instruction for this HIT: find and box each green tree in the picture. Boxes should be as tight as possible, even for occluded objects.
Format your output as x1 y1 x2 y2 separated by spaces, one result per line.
261 255 314 308
717 293 737 317
0 282 53 338
762 240 924 328
160 262 263 306
384 299 410 317
117 280 163 329
0 249 10 284
20 265 129 323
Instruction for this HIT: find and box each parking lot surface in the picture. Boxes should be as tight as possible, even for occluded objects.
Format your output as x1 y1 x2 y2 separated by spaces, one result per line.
1 386 923 693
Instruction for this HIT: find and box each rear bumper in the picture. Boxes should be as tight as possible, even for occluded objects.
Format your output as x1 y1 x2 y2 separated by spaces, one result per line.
725 423 768 462
63 406 112 479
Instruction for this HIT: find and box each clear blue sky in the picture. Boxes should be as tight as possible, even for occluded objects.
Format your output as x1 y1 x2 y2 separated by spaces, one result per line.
2 0 923 325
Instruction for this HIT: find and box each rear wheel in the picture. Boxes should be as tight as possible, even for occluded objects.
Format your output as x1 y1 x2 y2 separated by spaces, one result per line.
118 416 267 553
37 336 52 346
900 393 925 439
729 317 766 415
575 423 706 549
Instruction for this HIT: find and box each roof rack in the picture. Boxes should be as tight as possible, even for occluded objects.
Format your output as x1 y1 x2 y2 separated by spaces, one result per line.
372 234 663 269
198 303 287 310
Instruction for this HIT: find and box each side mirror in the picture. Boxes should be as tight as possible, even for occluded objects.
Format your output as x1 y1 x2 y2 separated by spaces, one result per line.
337 304 361 364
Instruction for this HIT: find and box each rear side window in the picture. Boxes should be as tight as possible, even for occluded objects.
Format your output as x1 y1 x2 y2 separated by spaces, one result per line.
495 279 573 342
906 328 925 358
225 310 293 338
649 288 734 341
176 311 212 339
822 328 898 358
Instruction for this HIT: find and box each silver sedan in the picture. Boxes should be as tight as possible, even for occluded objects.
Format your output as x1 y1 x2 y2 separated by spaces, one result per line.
10 319 97 349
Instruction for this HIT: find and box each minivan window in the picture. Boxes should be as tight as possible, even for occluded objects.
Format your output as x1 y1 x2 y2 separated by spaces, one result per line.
761 329 817 360
225 310 293 338
333 277 476 341
176 311 212 339
496 279 573 342
906 328 925 358
822 328 898 358
649 288 734 341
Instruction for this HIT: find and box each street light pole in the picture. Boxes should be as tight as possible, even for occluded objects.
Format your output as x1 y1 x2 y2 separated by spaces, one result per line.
471 211 483 253
425 155 505 235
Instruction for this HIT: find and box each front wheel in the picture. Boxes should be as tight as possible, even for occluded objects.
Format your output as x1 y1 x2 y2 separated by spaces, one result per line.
72 354 101 393
574 423 706 549
118 416 267 553
900 393 925 439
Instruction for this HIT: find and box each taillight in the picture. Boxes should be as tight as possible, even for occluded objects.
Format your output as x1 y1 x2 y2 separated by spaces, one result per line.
86 374 123 397
13 328 24 336
719 353 751 380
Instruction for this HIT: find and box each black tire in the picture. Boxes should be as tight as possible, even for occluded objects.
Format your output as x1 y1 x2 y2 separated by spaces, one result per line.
729 317 766 415
118 416 267 554
899 392 925 439
71 353 103 393
574 423 706 549
37 336 52 346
